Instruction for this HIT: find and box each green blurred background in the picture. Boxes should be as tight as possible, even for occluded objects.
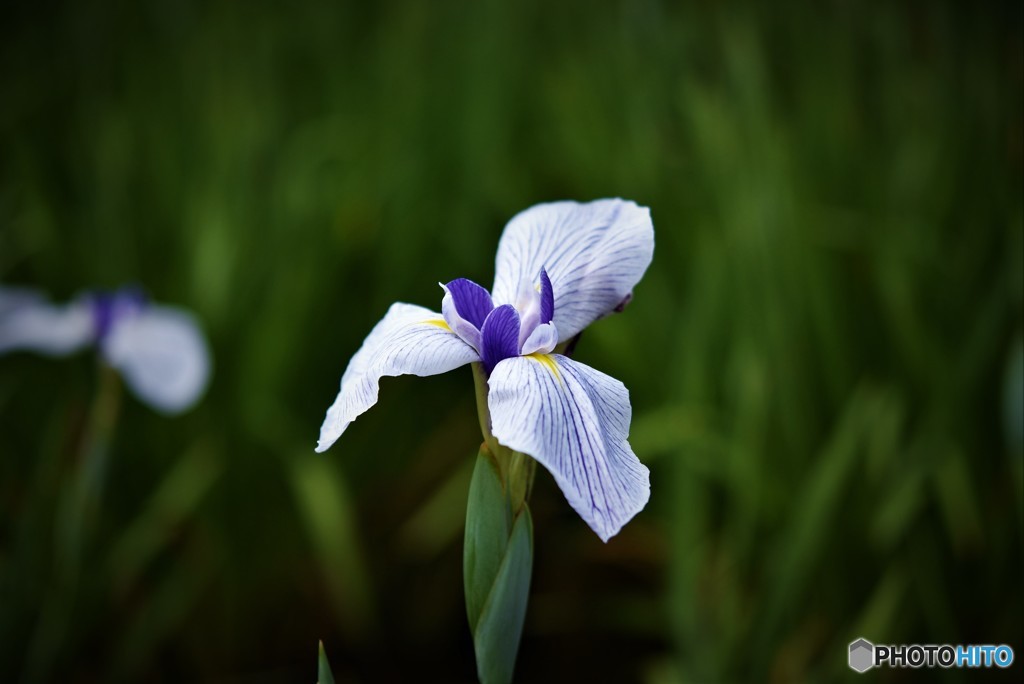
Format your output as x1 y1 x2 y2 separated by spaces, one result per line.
1 1 1021 682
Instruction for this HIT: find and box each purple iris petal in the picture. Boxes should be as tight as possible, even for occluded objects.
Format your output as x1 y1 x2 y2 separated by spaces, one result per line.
91 293 117 340
90 287 147 340
539 268 554 325
480 304 520 374
444 278 494 329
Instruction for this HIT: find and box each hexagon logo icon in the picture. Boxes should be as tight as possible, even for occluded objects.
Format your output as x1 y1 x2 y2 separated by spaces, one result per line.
849 638 874 673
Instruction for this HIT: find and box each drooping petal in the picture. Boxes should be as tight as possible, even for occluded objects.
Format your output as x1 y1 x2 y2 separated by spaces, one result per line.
0 287 47 316
0 288 95 356
491 199 654 340
487 353 649 542
479 304 520 375
101 305 211 414
317 303 479 452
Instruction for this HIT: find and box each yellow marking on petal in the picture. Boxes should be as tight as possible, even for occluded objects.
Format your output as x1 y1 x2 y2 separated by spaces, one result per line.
423 319 452 332
527 352 561 381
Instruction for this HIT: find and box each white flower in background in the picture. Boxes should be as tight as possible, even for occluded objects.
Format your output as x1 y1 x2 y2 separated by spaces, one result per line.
0 285 211 414
317 199 654 541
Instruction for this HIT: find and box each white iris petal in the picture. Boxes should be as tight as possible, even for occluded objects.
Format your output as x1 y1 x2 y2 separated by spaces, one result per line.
102 305 212 414
520 322 558 356
487 353 650 542
0 288 94 356
317 303 480 452
492 199 654 341
513 278 543 351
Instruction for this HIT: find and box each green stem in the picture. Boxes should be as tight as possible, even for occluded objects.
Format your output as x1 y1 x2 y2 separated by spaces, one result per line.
471 362 498 454
24 362 122 682
466 361 538 682
470 362 535 514
506 450 535 516
62 362 122 572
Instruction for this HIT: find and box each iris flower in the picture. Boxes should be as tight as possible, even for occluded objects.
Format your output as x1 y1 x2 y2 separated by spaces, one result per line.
0 285 211 414
318 199 653 541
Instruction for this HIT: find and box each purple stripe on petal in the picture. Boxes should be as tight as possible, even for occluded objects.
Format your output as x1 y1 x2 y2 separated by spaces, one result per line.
487 354 649 542
444 278 494 329
539 268 554 324
480 304 520 374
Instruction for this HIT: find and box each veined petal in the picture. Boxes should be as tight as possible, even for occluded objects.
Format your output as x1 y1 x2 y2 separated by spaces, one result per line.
442 278 493 329
318 303 479 452
491 199 654 340
487 354 649 542
0 288 94 356
441 285 483 352
539 268 554 325
479 304 520 375
102 305 211 414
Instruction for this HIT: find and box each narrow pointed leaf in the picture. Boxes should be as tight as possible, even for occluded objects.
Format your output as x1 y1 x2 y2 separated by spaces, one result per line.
473 506 533 684
318 640 336 684
464 447 510 630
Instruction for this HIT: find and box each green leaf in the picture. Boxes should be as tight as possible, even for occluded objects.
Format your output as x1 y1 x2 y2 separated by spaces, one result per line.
464 447 511 631
464 446 534 683
472 505 533 684
318 640 336 684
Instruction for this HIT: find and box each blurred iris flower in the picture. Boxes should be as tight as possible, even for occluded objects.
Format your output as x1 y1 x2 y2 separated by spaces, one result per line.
0 285 211 414
318 199 654 541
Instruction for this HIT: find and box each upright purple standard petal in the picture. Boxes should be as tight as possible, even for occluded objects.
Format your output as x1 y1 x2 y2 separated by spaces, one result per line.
488 353 650 542
491 199 654 340
318 303 480 451
539 268 554 325
479 304 520 374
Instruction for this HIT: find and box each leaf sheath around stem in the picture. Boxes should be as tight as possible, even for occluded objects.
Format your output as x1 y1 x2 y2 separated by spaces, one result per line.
464 447 533 684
